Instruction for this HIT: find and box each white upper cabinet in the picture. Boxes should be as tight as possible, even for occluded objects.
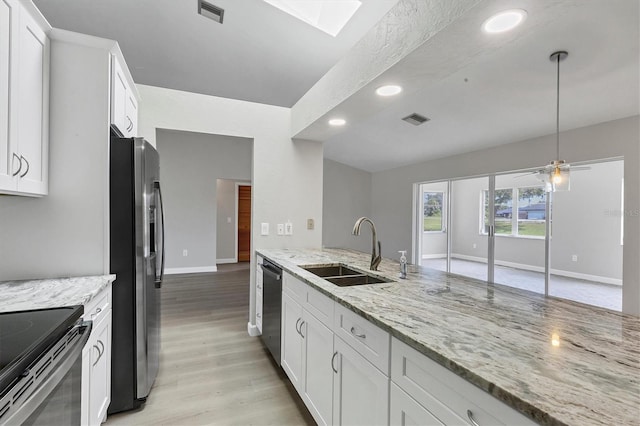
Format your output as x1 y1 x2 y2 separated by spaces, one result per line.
111 54 138 137
0 0 50 196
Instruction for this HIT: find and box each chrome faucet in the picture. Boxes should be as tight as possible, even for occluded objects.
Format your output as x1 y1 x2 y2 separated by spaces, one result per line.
352 217 382 271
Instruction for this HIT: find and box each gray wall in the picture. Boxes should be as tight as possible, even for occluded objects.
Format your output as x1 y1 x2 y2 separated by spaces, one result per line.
0 39 111 280
322 159 372 252
370 116 639 315
156 129 251 271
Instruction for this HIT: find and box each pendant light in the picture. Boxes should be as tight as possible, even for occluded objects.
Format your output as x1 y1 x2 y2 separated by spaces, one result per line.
548 50 570 192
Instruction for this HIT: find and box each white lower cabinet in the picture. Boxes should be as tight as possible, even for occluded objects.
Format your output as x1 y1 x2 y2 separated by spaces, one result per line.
390 338 536 426
390 382 443 426
281 291 304 391
301 310 334 425
333 335 389 426
81 285 113 426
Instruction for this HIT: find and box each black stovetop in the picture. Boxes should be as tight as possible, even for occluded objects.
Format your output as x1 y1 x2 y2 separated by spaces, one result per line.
0 306 84 393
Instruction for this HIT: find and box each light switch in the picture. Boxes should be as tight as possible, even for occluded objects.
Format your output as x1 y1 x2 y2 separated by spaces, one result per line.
261 223 269 236
307 218 314 230
285 221 293 235
227 217 232 223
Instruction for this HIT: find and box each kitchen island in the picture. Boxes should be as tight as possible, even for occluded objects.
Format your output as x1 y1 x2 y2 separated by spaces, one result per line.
257 248 639 426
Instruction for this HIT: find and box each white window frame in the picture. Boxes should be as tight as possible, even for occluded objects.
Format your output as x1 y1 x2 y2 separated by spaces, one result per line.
480 185 547 239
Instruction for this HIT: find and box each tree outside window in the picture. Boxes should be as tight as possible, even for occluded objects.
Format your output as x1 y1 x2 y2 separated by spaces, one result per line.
423 192 444 232
482 186 548 238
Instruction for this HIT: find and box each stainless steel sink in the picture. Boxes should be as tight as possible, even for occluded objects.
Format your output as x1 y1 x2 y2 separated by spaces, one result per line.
302 264 361 278
301 264 391 287
325 275 388 287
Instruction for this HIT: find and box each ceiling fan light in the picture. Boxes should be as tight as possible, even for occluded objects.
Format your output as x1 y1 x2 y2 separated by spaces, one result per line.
551 168 571 192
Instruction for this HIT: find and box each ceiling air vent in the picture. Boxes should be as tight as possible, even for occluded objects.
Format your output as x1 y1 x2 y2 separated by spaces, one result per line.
199 0 224 24
402 113 430 126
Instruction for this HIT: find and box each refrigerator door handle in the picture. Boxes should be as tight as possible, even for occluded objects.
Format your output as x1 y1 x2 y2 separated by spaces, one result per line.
154 181 165 288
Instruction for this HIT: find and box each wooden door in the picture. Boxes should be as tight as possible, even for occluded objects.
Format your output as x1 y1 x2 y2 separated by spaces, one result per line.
237 185 251 262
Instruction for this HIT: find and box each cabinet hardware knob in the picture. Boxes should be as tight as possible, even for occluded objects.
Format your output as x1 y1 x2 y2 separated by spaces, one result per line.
350 326 366 339
331 351 338 373
19 156 29 178
467 410 481 426
11 153 22 176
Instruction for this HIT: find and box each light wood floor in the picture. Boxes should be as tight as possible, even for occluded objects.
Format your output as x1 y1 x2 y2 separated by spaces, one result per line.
106 264 314 426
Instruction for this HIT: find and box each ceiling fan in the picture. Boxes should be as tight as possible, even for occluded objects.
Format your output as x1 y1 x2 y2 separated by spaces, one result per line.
516 50 589 192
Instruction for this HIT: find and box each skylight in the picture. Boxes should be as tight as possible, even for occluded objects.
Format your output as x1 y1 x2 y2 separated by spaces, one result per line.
263 0 362 37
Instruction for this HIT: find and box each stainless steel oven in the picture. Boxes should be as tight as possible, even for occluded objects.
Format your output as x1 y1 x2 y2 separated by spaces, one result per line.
0 307 91 426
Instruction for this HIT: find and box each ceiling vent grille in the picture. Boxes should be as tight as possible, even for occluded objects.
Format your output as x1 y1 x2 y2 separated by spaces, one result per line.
402 113 430 126
199 0 224 23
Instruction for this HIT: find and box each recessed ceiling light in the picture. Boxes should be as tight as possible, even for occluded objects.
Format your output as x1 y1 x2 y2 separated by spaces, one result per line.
263 0 362 37
376 85 402 96
328 118 346 126
482 9 527 33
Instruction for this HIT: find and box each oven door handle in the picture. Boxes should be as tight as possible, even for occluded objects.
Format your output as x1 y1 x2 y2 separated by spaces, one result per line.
2 322 92 426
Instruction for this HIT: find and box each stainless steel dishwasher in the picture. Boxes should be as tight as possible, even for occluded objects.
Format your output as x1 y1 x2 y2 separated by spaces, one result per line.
260 259 282 365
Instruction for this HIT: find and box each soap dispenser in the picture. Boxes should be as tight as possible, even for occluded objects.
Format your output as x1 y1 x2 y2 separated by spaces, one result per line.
398 250 407 279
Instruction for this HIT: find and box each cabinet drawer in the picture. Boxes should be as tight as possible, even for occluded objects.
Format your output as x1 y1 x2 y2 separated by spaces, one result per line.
283 272 306 302
391 338 536 426
84 285 112 324
303 285 333 329
334 303 390 375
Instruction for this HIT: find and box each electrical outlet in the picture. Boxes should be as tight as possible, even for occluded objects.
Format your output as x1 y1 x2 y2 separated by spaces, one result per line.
183 249 188 257
285 221 293 235
277 224 284 235
572 255 578 262
472 243 477 249
307 218 314 230
227 217 232 223
261 223 269 236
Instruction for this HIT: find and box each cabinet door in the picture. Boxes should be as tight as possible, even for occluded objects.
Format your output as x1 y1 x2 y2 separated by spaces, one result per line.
333 336 389 426
281 291 303 392
16 5 48 195
390 383 444 426
111 56 128 136
89 310 112 425
302 311 334 426
125 92 138 137
0 0 18 190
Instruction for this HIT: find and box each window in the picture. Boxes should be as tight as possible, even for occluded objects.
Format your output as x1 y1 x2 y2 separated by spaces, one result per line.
482 186 547 238
423 191 444 232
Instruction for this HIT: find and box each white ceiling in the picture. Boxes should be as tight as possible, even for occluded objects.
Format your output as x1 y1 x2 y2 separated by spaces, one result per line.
305 0 640 171
33 0 399 107
34 0 639 173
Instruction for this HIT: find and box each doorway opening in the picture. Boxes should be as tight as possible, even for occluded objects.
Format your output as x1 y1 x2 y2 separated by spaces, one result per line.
237 184 251 262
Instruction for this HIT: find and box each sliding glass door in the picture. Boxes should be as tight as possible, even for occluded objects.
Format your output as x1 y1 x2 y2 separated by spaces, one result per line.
416 158 624 311
449 177 489 281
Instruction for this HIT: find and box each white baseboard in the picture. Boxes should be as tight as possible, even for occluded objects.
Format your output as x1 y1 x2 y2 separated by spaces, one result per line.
247 322 260 337
216 258 237 264
421 254 447 259
164 265 218 275
448 253 622 286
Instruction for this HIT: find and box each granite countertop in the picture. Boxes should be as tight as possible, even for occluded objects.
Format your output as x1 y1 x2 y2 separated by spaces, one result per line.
0 275 115 313
257 248 640 426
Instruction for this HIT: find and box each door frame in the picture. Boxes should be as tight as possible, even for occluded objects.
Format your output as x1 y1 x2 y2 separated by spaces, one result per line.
235 181 252 263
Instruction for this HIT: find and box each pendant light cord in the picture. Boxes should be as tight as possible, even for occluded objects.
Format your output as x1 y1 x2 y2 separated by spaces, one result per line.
556 53 560 161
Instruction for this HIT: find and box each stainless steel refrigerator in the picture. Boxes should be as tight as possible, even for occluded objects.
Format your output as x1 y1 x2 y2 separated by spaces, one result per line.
108 128 165 414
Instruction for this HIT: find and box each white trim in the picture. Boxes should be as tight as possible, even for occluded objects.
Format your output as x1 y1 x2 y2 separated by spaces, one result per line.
422 254 447 259
165 265 218 274
216 258 237 264
247 322 260 337
450 253 622 286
